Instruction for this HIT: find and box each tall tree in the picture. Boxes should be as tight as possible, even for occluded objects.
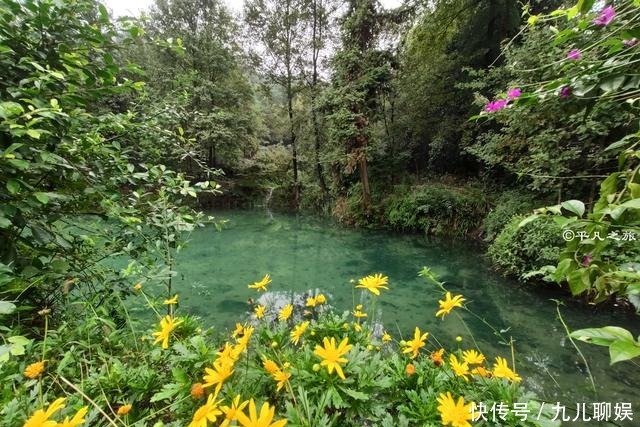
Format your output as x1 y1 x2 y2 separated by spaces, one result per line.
327 0 392 210
139 0 256 174
245 0 306 205
307 0 331 196
395 0 521 176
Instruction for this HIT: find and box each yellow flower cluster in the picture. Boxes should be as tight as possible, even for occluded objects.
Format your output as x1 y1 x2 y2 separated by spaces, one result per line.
188 317 286 427
305 293 326 308
352 304 367 319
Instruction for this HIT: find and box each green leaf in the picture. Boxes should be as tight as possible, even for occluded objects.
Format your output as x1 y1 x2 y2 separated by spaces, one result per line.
561 200 585 217
620 198 640 209
150 383 182 402
7 336 30 346
567 269 590 295
605 135 636 151
609 339 640 364
340 387 369 400
26 129 41 139
600 75 626 93
0 301 16 314
571 326 634 346
518 214 540 228
8 159 29 170
0 101 24 119
576 0 595 13
6 180 19 195
34 192 49 204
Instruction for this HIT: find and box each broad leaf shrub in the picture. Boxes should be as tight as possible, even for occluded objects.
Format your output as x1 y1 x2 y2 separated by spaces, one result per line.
488 215 563 278
383 183 491 238
0 0 216 321
482 191 542 242
478 0 640 363
0 272 557 427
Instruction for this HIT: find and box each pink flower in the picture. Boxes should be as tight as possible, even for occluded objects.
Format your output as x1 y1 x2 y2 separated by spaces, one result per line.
581 255 593 267
559 86 571 98
623 38 638 48
507 88 521 100
567 49 581 60
484 99 508 113
593 6 615 26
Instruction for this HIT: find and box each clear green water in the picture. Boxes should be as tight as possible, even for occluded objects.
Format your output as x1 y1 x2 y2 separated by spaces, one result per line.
173 209 639 418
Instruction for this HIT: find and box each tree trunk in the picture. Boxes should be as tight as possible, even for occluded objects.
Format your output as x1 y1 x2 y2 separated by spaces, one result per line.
285 0 299 207
359 151 371 209
288 83 299 206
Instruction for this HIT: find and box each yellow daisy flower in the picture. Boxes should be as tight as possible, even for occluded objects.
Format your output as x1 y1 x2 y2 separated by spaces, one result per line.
163 294 178 305
248 274 271 292
254 305 266 319
152 315 183 349
313 337 353 380
449 354 470 381
290 321 309 345
278 304 293 321
493 356 521 382
437 392 474 427
188 393 223 427
203 359 234 395
220 395 249 427
24 397 66 427
462 349 485 365
402 327 428 359
355 273 389 296
117 404 132 416
436 292 465 318
235 399 287 427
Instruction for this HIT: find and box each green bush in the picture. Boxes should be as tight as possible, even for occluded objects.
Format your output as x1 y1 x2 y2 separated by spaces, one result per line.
482 190 540 242
488 215 564 278
383 183 491 237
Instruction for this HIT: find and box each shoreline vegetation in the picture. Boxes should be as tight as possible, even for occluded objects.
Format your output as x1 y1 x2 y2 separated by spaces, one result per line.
1 0 639 425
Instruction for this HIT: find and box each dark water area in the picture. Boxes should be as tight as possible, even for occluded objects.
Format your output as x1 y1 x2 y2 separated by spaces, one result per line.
171 209 639 424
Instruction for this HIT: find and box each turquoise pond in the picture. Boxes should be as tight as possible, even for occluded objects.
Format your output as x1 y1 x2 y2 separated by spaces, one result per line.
167 209 638 420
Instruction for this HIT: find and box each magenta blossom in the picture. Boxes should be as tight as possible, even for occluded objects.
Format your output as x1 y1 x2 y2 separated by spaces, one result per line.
623 38 639 48
507 88 521 100
593 6 615 26
567 49 581 60
484 99 508 113
559 86 572 98
581 255 593 267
